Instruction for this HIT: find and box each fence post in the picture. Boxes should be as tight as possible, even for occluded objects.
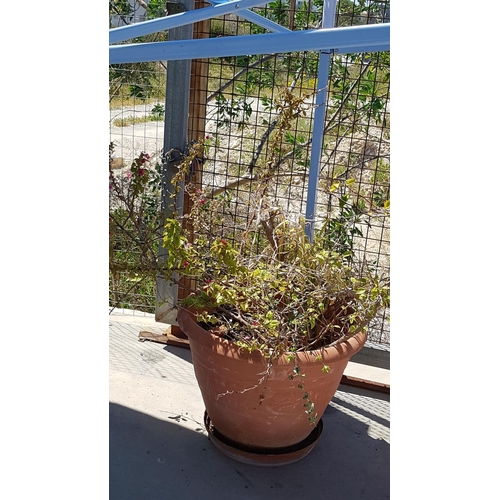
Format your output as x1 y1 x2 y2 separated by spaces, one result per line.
305 0 337 241
155 0 195 326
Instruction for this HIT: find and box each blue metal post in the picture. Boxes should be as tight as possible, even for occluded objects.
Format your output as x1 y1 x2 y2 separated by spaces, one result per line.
305 0 337 241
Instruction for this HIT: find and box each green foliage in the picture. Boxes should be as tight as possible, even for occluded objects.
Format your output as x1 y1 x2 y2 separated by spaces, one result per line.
323 179 365 261
267 0 289 25
247 69 275 91
371 160 390 208
293 3 322 30
214 94 254 130
109 143 163 312
109 0 132 24
109 0 167 105
289 366 318 423
150 103 165 119
128 83 149 100
109 62 166 105
146 0 166 19
162 94 390 361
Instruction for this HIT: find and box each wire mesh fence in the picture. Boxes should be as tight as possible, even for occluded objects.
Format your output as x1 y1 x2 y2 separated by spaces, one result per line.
109 0 390 345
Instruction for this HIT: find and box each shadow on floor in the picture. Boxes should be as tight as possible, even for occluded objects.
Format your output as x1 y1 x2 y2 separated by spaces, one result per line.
110 401 389 500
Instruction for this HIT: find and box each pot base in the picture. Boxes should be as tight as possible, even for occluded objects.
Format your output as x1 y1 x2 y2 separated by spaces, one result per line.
203 411 323 467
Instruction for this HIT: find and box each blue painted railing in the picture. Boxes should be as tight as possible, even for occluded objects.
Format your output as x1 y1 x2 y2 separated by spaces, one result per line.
109 0 389 63
110 23 389 63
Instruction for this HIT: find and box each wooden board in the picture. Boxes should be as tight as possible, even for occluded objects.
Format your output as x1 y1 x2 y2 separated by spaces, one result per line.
138 329 190 349
341 374 390 394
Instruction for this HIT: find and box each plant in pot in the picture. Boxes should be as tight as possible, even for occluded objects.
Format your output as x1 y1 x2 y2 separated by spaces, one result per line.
109 143 164 313
161 90 390 466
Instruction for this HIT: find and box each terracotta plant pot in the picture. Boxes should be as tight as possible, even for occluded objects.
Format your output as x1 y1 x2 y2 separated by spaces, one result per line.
177 307 366 464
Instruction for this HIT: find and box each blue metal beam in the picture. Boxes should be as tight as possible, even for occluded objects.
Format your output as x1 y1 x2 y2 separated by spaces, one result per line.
109 23 389 63
110 0 268 44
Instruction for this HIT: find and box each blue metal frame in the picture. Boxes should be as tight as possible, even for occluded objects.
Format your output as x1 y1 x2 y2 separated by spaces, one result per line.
109 1 390 238
110 23 389 63
110 0 270 44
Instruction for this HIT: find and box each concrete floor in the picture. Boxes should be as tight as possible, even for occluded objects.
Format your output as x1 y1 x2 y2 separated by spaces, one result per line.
109 310 390 500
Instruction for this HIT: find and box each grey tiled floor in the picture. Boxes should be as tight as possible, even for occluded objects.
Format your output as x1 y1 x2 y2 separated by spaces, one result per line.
109 318 390 437
109 314 390 500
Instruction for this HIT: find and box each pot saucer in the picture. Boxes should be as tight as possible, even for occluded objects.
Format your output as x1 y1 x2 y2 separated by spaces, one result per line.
204 411 323 467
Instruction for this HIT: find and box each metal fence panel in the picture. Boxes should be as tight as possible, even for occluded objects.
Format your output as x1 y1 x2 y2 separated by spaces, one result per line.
109 0 390 345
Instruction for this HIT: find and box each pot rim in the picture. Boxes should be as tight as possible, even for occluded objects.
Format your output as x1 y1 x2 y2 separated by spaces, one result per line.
177 306 366 364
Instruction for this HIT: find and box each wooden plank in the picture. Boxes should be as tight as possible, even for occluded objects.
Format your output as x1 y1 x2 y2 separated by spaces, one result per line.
341 374 390 394
139 329 190 349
